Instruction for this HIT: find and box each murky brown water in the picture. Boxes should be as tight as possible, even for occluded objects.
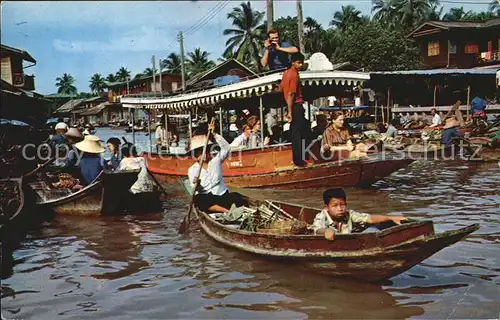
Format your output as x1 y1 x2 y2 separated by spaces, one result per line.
1 129 499 319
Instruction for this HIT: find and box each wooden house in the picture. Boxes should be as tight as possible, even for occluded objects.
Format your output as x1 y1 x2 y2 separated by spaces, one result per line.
409 18 500 69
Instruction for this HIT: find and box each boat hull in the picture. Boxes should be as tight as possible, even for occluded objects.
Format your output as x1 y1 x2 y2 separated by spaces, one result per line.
30 171 161 216
193 199 478 281
146 145 413 189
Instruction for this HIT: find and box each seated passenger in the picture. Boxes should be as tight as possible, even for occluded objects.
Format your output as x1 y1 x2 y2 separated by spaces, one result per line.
385 118 400 139
230 124 252 150
50 122 68 146
118 143 154 194
247 115 262 148
188 122 244 213
63 127 84 168
106 137 122 170
441 118 463 146
321 111 353 156
312 188 407 240
73 135 105 185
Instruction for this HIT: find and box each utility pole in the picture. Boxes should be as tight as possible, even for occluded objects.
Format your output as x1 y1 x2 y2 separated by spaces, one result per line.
296 0 305 53
178 31 186 92
152 54 156 94
267 0 274 31
158 57 163 94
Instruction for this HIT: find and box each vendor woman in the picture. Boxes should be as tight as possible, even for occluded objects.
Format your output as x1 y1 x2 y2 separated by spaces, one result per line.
321 111 353 157
74 135 105 185
188 121 244 213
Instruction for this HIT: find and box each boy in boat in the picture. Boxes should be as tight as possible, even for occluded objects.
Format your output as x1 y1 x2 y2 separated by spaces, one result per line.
312 188 407 240
188 121 244 213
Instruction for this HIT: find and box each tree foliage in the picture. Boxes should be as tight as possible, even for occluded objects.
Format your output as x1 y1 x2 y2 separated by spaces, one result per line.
334 21 421 71
89 73 106 93
55 73 77 95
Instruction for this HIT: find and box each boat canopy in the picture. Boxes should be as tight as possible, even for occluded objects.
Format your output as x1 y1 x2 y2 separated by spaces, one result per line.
121 71 370 111
319 105 372 112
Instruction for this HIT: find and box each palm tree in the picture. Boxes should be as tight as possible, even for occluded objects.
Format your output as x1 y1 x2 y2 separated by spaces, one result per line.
160 53 182 74
443 7 473 21
372 0 400 27
330 5 364 31
55 73 77 95
115 67 131 82
106 73 117 82
424 4 444 21
303 17 327 55
89 73 106 94
223 1 266 72
186 48 215 77
372 0 439 29
490 0 500 15
141 68 154 77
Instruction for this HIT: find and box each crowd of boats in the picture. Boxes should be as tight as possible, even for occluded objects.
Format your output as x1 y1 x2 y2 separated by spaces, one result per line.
1 65 499 283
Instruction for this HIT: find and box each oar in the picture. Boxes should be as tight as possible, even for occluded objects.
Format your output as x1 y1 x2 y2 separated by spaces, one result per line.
23 157 55 178
179 119 214 234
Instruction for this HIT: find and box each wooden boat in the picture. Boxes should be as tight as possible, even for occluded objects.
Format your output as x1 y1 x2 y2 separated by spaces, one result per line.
467 147 500 162
28 170 161 216
146 143 413 189
385 143 456 159
186 188 479 282
0 177 28 234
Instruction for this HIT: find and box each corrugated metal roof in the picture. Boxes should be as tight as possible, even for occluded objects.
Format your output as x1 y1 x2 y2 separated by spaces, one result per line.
1 44 36 63
54 98 86 113
78 102 109 115
372 68 499 76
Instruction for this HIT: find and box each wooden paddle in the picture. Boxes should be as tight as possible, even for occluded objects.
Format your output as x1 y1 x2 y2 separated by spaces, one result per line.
179 118 214 234
23 157 55 178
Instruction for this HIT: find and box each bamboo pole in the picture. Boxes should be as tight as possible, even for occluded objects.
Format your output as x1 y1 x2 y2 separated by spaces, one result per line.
219 106 223 136
374 100 378 123
467 85 471 121
387 87 391 121
147 110 152 153
259 96 264 150
381 104 385 124
433 85 437 108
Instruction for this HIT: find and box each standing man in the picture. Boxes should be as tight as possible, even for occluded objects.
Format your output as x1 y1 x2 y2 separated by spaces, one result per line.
281 52 309 167
261 29 299 71
155 121 167 152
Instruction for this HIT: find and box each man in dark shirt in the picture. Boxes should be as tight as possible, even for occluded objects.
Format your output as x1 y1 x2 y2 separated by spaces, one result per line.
281 52 310 166
261 29 299 71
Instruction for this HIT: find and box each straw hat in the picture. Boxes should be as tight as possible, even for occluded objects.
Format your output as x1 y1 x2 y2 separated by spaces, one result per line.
65 127 83 139
443 118 459 129
55 122 68 130
74 134 105 154
190 134 213 151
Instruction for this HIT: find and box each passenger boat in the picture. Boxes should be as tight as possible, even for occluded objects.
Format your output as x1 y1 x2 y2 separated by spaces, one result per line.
28 170 161 216
185 187 479 282
146 144 413 189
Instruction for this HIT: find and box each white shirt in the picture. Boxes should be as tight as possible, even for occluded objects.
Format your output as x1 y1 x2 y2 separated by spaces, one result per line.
188 134 230 196
230 133 249 148
430 113 442 127
118 157 154 194
327 96 337 106
155 126 167 143
311 209 371 234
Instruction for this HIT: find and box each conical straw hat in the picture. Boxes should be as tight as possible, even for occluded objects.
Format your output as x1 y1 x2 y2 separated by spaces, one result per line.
74 134 105 154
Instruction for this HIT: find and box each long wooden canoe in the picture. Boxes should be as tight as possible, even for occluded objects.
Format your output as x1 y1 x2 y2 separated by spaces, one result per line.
29 170 161 216
146 143 413 189
186 188 478 282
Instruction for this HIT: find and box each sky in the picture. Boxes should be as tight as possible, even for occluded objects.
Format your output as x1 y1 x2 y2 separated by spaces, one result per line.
1 0 491 94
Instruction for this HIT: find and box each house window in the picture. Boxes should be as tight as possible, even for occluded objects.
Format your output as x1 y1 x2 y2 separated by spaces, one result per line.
464 43 478 54
428 41 440 57
449 41 457 54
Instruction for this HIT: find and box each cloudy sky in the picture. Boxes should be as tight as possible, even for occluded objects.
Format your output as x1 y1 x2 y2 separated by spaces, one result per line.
1 1 490 94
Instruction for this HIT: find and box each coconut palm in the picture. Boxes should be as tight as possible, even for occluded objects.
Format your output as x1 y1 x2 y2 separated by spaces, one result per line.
372 0 400 27
372 0 439 28
115 67 131 82
160 53 182 74
424 4 444 21
106 73 117 82
443 7 473 21
186 48 215 77
55 73 77 95
304 17 327 54
223 1 266 72
89 73 106 94
141 68 154 77
490 0 500 15
330 5 365 31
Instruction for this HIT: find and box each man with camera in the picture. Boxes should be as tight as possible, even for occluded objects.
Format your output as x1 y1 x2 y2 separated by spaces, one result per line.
261 29 299 71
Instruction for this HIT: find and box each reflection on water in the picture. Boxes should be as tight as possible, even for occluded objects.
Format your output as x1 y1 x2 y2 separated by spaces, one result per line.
1 149 499 319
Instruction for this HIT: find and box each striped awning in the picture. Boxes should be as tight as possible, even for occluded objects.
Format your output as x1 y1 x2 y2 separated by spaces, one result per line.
121 71 370 111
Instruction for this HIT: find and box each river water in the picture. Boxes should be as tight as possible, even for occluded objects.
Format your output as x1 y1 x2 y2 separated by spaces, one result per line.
1 128 499 319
